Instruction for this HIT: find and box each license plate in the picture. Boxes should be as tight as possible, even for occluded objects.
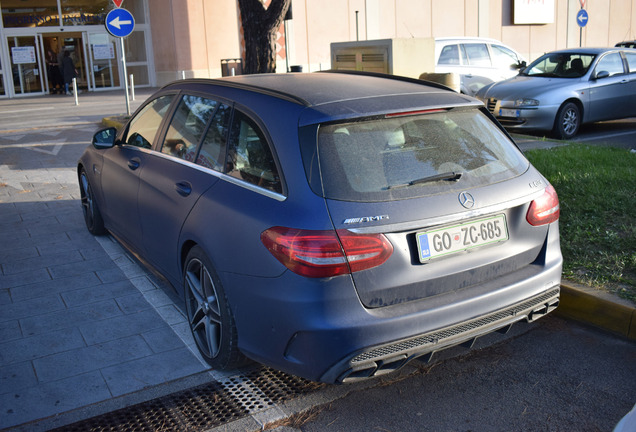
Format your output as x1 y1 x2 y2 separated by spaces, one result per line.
416 214 508 262
499 108 519 118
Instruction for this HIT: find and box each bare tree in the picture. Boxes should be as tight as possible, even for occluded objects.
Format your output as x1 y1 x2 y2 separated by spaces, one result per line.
238 0 291 74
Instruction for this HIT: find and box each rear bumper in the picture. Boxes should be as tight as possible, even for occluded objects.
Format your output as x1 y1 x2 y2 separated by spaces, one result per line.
321 286 559 383
222 243 562 383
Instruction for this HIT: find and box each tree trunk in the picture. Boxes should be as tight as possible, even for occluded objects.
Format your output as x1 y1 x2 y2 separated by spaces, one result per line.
238 0 291 74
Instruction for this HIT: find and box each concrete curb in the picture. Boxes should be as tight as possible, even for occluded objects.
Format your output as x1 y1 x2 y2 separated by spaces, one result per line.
557 282 636 340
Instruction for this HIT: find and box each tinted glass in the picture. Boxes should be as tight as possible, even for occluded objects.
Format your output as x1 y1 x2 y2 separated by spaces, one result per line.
464 44 491 66
525 53 595 77
124 95 174 148
438 45 460 65
226 111 282 194
491 45 519 68
595 52 625 77
198 103 232 171
315 109 528 202
161 95 217 161
625 52 636 72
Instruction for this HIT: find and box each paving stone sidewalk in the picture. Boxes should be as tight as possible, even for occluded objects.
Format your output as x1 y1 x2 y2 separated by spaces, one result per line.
0 92 214 431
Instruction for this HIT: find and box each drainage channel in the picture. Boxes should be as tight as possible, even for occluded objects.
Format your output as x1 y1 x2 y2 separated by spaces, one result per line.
51 366 324 432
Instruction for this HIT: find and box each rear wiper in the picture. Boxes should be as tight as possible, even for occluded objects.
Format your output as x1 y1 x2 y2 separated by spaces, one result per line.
387 172 462 189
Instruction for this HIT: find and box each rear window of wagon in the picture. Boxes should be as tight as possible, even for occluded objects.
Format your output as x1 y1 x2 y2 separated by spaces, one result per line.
310 108 529 202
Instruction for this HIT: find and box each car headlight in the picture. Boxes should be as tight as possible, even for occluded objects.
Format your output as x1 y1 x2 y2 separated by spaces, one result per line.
514 98 539 107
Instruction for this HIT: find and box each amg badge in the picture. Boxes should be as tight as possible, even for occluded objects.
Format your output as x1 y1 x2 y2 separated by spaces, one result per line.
343 215 389 225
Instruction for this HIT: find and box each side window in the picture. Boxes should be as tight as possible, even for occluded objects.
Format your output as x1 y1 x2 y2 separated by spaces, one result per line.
463 44 491 67
625 52 636 73
226 111 282 194
596 52 625 77
438 45 459 65
161 95 217 161
198 103 232 171
491 45 519 69
124 95 175 148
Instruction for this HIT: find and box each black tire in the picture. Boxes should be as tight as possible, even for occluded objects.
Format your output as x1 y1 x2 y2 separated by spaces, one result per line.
184 246 247 370
553 102 580 140
79 168 106 235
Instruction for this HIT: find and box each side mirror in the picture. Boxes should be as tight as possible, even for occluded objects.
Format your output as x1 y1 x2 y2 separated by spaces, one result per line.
513 60 527 70
92 127 117 149
593 70 610 80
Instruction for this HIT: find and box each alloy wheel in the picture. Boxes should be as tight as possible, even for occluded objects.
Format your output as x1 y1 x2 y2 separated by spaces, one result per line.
185 258 222 359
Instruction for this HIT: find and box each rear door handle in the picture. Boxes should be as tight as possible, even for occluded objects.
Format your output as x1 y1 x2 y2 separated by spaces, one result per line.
128 158 140 170
175 181 192 197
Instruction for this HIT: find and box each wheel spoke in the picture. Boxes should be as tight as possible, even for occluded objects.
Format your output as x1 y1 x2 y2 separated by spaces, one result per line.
204 315 221 357
185 258 222 359
80 174 94 223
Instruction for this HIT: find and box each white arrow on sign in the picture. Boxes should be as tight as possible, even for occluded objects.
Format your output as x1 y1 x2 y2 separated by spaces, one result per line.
109 16 132 29
578 15 588 24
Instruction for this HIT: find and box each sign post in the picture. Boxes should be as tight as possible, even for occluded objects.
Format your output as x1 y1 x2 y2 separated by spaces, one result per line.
105 6 135 115
576 9 588 47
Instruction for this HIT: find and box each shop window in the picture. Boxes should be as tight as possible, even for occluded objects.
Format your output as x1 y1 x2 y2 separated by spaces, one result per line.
124 31 147 63
126 65 149 86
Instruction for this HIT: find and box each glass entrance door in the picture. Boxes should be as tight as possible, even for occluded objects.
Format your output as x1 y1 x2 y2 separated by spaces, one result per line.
88 33 120 90
57 33 88 92
8 36 45 95
0 51 6 97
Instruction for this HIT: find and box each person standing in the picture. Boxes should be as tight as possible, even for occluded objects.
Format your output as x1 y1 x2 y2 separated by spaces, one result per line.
46 47 63 94
61 51 77 96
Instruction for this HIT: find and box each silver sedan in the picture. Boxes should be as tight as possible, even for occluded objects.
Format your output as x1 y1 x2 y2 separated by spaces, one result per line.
476 47 636 139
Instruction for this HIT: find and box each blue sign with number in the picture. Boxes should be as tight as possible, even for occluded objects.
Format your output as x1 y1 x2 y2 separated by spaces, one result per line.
576 9 589 27
105 8 135 38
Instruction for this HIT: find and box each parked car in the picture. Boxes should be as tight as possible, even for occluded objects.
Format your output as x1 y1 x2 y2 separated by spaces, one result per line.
615 40 636 48
435 37 526 95
78 71 562 383
476 47 636 139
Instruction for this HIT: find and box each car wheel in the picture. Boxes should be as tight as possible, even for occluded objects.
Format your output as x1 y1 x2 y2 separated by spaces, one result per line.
79 168 106 235
184 246 247 370
553 102 580 140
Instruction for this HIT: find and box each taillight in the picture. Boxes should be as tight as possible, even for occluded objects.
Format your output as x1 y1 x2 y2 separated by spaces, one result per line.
261 227 393 278
527 185 560 226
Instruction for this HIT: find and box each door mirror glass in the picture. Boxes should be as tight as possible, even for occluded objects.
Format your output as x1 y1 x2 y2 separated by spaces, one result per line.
92 127 117 149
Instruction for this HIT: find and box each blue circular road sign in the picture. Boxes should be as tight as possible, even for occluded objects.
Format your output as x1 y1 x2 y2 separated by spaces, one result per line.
576 9 589 27
105 8 135 38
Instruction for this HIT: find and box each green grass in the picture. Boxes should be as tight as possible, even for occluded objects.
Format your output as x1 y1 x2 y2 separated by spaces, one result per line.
525 144 636 303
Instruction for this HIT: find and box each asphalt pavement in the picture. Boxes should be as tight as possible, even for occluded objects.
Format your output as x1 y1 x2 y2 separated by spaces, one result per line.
0 88 634 432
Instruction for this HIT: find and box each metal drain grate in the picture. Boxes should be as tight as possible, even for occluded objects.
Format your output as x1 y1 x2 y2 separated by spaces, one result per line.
51 367 321 432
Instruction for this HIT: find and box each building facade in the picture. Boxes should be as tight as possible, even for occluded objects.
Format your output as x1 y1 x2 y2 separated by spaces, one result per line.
0 0 634 98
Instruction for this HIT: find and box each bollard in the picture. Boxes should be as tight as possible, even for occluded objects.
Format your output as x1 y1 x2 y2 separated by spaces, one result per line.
129 74 135 101
72 78 79 105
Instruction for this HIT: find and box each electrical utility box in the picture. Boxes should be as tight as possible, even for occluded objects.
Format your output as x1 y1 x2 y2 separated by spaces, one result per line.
330 38 436 79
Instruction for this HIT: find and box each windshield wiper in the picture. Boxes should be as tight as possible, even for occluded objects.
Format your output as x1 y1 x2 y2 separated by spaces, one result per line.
387 172 462 190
